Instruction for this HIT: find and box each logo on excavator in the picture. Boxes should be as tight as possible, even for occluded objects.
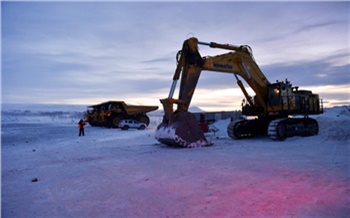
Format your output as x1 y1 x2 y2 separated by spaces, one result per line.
214 63 233 69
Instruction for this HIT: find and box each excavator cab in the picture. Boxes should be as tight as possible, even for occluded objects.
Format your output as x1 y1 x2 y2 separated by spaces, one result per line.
264 80 322 116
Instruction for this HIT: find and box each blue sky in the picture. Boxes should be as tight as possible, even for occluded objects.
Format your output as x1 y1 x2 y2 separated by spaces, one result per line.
2 1 349 111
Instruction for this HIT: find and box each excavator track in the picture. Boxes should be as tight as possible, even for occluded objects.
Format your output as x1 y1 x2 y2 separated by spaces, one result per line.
268 117 319 140
267 118 287 140
227 119 254 139
228 117 319 141
227 119 268 139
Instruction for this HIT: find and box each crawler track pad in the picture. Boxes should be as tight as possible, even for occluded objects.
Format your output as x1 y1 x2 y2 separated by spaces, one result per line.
155 112 210 148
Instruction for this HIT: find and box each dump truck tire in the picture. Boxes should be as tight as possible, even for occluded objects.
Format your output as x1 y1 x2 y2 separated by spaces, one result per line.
137 115 150 126
110 115 123 128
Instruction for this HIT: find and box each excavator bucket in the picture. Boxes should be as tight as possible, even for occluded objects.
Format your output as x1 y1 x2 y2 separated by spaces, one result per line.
155 111 211 148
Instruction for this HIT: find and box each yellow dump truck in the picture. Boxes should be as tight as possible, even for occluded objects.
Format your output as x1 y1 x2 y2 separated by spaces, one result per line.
85 101 158 128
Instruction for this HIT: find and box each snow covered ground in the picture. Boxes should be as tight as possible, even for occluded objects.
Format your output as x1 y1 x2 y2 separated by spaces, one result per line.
1 104 350 217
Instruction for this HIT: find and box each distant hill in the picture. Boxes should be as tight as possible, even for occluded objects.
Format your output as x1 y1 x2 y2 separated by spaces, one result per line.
188 106 205 113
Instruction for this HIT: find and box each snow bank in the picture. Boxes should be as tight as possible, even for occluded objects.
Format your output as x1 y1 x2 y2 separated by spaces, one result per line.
317 106 350 142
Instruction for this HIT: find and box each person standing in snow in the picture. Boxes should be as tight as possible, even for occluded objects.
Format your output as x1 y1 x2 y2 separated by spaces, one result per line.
78 119 85 136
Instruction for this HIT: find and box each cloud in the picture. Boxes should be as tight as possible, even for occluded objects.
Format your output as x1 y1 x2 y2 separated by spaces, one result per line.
260 61 350 87
2 1 349 110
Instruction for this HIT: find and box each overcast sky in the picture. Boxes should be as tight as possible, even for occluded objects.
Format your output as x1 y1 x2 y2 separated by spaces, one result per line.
2 1 349 111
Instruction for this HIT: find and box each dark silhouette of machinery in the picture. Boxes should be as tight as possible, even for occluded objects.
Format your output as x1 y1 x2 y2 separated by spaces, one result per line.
155 37 323 148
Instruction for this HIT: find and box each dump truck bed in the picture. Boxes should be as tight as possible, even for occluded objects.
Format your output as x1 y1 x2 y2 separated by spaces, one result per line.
125 105 159 114
87 101 158 113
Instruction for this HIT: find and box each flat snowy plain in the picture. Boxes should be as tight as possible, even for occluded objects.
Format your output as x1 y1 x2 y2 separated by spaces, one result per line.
1 104 350 217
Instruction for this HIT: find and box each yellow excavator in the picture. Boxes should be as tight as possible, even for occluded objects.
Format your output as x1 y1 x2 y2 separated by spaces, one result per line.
155 37 323 148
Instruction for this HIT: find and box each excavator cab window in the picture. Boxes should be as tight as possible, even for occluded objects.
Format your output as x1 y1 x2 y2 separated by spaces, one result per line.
280 83 292 97
108 103 122 110
109 103 117 110
280 83 294 111
268 84 281 106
